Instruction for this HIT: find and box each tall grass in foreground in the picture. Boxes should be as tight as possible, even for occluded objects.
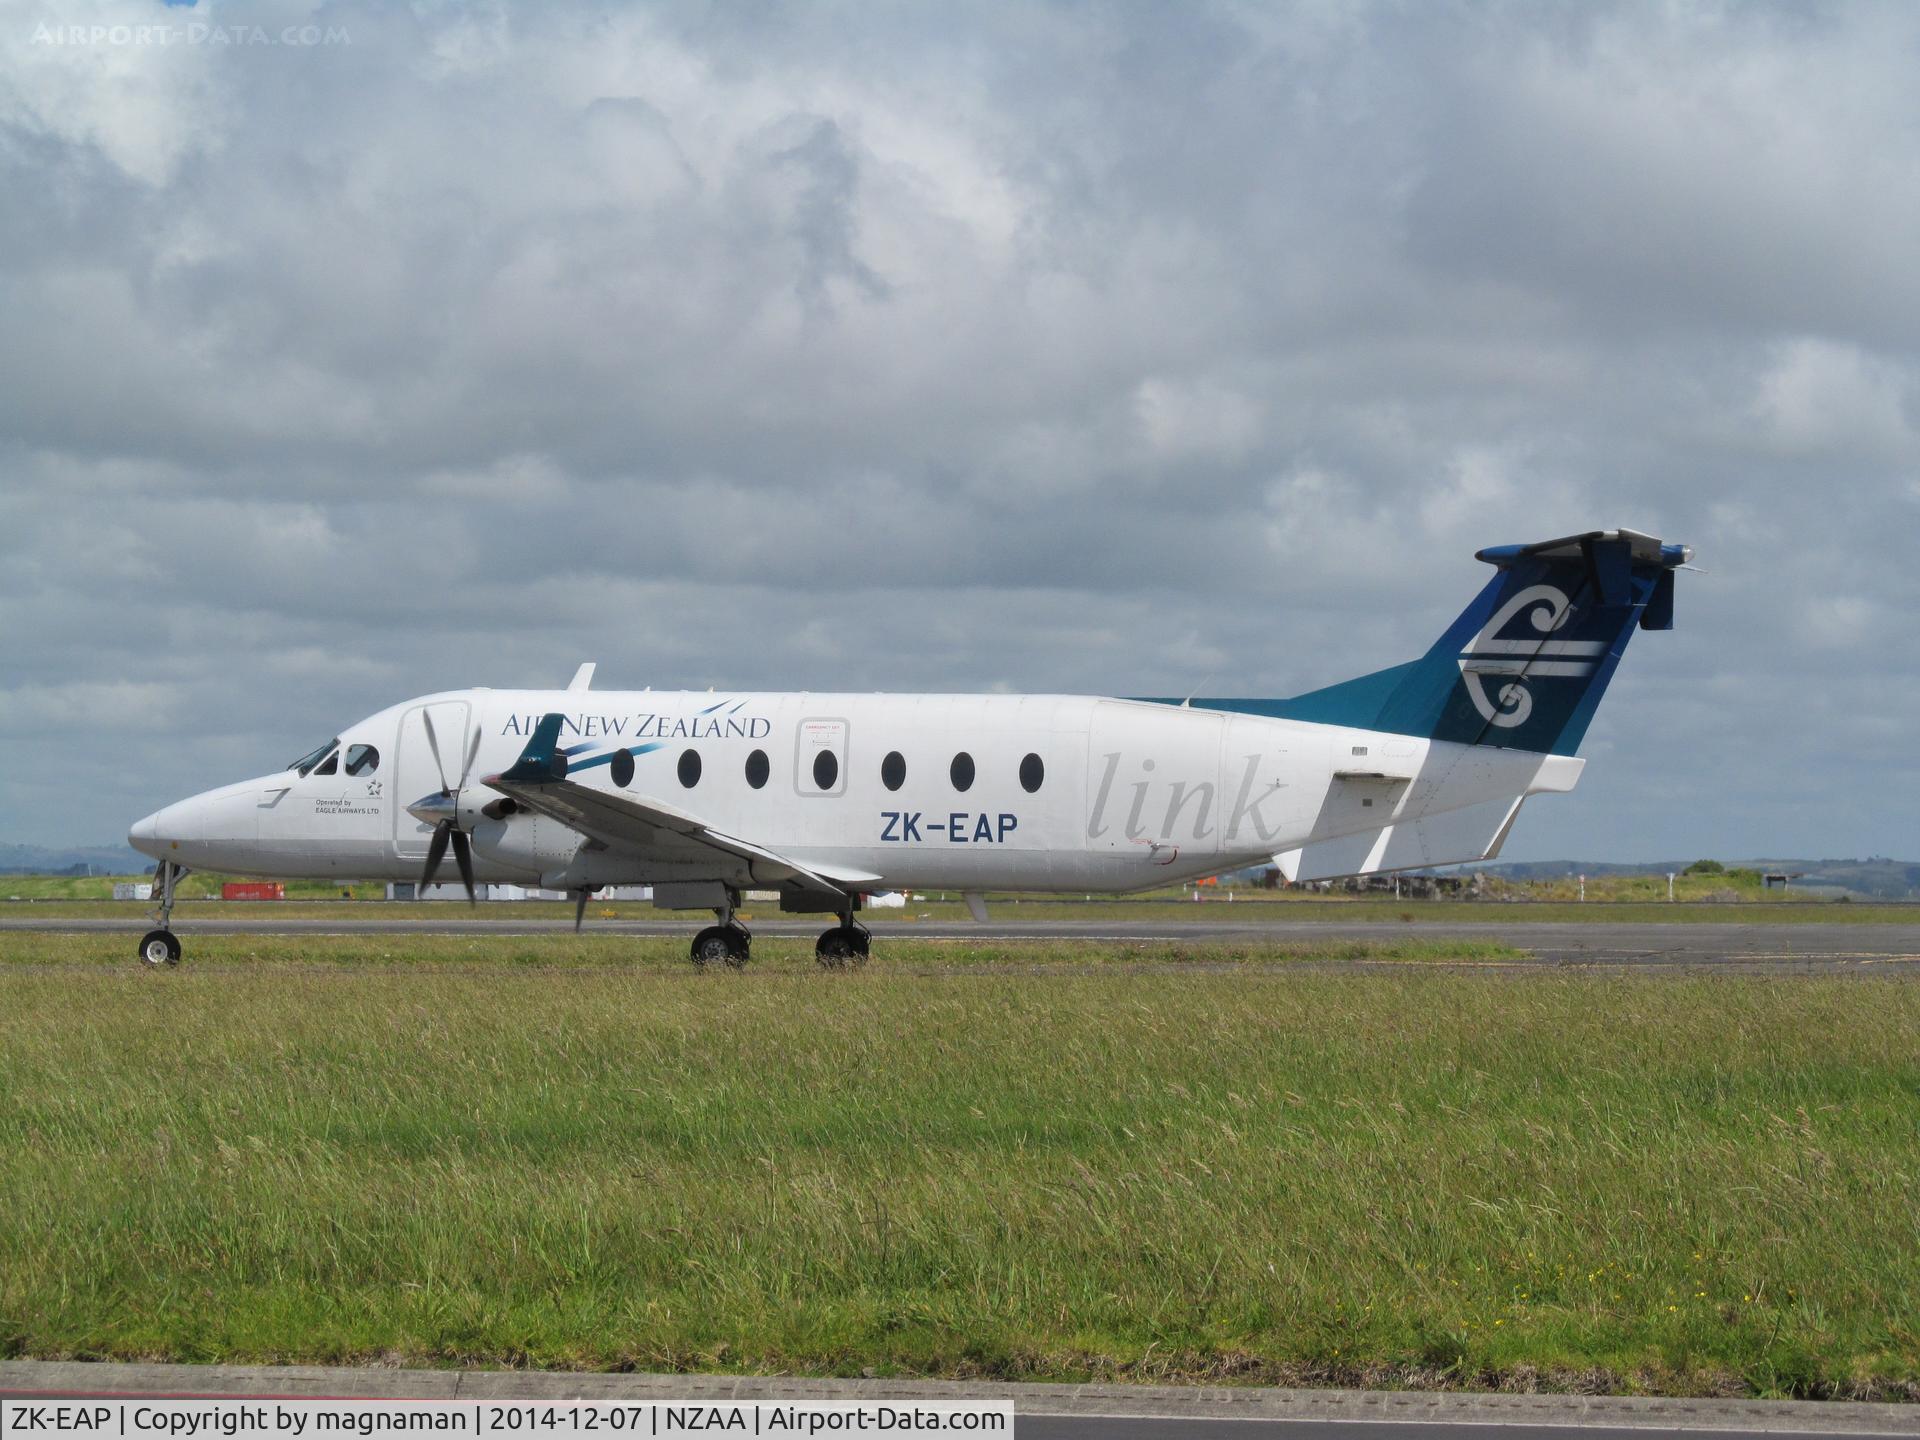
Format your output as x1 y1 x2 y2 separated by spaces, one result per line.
1 951 1915 1396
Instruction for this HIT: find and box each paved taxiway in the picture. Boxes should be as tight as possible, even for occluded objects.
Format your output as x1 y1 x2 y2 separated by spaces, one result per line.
3 1362 1915 1439
5 915 1917 973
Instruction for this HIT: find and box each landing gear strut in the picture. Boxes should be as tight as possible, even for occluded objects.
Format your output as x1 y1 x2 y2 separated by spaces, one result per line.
137 860 187 967
815 908 870 969
689 889 751 968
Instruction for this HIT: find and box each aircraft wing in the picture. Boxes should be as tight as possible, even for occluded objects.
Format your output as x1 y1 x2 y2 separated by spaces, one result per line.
484 714 869 902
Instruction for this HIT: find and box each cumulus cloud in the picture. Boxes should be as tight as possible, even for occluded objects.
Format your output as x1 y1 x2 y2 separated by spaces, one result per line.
2 0 1916 858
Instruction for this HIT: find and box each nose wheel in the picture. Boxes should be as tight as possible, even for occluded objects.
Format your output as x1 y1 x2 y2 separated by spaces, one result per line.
138 928 182 967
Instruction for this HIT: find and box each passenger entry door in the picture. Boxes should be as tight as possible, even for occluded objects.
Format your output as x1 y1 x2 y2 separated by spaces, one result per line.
393 701 471 858
793 717 848 796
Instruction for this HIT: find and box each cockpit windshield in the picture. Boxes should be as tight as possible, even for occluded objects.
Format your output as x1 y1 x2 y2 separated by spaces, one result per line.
289 738 340 777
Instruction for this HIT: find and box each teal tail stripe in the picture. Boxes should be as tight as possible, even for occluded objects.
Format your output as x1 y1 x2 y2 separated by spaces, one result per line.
1140 530 1686 757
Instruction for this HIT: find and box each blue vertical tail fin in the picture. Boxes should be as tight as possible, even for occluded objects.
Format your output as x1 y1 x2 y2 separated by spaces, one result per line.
1272 529 1689 755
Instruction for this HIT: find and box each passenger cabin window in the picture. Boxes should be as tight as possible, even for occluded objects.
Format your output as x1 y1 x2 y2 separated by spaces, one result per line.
343 744 380 777
881 751 906 790
950 752 975 792
813 749 839 790
289 739 339 777
610 749 635 788
678 749 702 788
1019 752 1044 793
745 749 770 789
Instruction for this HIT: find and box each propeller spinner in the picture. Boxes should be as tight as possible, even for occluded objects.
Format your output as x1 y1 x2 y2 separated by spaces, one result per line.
404 710 483 904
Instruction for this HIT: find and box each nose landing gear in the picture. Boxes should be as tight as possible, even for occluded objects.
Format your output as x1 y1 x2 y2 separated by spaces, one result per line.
137 860 187 967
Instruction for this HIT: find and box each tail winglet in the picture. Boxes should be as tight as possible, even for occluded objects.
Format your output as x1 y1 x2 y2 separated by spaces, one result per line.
486 713 569 786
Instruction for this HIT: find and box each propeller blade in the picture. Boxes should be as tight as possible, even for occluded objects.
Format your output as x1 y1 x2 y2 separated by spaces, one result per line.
574 889 589 933
420 821 450 894
460 725 483 789
449 827 476 906
421 709 450 795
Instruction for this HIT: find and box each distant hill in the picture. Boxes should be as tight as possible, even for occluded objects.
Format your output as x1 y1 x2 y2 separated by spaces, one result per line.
0 842 148 876
1478 857 1920 900
1743 857 1920 900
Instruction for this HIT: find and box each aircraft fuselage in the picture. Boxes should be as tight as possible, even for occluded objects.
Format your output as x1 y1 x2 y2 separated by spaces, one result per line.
131 687 1579 894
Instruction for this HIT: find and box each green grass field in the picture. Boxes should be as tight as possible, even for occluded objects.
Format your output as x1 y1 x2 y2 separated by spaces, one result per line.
0 932 1523 972
1 935 1915 1399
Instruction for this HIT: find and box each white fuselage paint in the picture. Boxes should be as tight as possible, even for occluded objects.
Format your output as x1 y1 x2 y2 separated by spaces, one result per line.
130 688 1584 893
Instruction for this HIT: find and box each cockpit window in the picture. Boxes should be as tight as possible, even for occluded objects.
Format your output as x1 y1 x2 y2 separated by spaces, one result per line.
290 739 340 777
313 749 339 776
343 744 380 777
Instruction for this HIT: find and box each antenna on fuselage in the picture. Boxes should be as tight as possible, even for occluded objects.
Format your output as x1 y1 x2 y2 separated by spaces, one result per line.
1180 674 1214 708
568 662 596 692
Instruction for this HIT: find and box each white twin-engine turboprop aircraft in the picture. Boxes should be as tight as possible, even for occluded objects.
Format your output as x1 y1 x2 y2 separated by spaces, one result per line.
129 530 1688 968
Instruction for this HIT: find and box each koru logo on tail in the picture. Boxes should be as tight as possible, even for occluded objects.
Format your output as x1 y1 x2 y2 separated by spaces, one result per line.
1456 585 1605 727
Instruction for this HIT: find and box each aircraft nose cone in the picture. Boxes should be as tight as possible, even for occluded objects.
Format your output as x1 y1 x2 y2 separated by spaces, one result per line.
129 808 165 858
126 781 259 867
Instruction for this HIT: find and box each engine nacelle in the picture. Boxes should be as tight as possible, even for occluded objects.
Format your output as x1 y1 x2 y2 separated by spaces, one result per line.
467 796 758 892
468 809 578 880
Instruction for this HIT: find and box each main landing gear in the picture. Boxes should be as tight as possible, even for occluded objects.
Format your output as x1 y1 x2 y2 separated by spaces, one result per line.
137 860 187 967
689 890 751 968
680 891 871 970
815 911 870 969
690 922 751 967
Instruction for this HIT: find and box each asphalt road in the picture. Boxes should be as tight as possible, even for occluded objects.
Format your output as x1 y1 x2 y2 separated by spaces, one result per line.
5 914 1918 973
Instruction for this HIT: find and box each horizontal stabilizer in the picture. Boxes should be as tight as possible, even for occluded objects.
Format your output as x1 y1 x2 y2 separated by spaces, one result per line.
1475 528 1684 568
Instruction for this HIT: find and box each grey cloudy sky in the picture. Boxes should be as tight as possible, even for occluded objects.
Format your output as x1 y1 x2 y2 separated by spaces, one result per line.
3 0 1916 860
